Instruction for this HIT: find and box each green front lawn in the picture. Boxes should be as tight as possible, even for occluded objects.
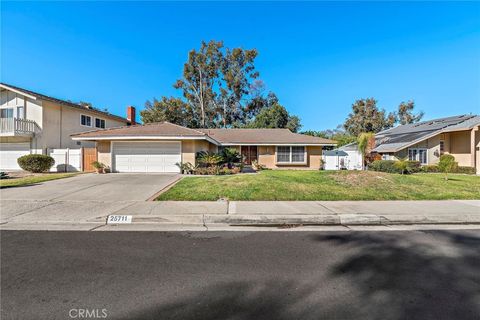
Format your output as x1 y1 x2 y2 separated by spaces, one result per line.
157 170 480 201
0 172 80 189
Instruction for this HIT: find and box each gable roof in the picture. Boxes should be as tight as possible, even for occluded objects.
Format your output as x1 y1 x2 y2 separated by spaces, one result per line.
373 114 480 153
197 128 336 145
72 123 336 145
0 83 129 123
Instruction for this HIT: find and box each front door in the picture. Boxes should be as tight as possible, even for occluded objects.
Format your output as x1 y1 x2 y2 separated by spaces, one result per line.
241 146 258 165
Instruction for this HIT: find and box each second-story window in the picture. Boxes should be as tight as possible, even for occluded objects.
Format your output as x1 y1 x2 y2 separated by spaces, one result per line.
95 118 106 129
81 114 92 127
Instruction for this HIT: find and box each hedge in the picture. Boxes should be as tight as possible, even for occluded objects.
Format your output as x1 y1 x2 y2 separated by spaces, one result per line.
370 160 476 175
369 160 421 174
422 165 475 174
17 154 55 173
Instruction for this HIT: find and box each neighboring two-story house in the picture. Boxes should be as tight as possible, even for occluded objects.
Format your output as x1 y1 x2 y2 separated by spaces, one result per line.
0 83 132 170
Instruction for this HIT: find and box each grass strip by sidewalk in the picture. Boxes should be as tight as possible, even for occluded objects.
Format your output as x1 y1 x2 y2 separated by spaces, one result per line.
157 170 480 201
0 173 80 189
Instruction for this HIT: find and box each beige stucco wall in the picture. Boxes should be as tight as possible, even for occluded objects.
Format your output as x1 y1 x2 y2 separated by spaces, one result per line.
181 140 217 165
447 131 471 166
36 100 127 150
97 140 111 167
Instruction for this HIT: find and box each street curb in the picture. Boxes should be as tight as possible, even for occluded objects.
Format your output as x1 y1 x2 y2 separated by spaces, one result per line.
103 213 480 226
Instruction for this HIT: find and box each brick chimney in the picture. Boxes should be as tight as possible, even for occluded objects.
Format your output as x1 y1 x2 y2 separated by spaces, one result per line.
127 106 136 125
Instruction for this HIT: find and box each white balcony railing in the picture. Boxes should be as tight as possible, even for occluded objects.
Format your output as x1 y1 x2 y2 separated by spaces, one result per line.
0 118 37 135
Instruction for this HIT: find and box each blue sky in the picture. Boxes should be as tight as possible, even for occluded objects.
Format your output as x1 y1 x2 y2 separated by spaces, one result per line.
2 1 479 131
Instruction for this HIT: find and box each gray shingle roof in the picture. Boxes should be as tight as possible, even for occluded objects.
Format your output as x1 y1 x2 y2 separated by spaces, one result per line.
373 114 479 153
197 128 336 145
72 123 337 145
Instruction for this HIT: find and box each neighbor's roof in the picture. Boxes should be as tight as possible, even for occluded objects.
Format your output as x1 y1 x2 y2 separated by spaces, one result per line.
197 128 336 145
323 149 349 156
72 123 337 145
373 114 480 153
0 83 129 123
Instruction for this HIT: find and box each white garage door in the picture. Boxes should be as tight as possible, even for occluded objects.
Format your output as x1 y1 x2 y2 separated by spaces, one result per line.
113 141 181 173
0 142 31 171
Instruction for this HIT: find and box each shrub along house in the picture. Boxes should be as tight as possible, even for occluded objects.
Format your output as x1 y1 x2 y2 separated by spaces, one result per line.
71 122 336 173
372 114 480 174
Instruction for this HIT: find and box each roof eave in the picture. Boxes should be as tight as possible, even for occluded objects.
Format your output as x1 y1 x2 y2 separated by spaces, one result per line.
0 84 37 100
219 142 337 146
71 135 220 145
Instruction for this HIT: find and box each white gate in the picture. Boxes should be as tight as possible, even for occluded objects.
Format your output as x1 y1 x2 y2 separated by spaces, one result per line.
48 149 82 172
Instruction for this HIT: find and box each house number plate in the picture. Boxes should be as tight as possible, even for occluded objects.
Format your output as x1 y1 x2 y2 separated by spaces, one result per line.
107 215 132 224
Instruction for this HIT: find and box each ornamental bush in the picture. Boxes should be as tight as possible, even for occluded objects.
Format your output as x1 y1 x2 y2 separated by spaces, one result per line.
438 154 457 180
369 160 397 173
17 154 55 173
369 160 420 174
454 166 475 174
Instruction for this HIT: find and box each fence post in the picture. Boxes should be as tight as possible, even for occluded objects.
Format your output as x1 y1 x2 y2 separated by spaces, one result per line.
65 148 69 172
81 147 84 172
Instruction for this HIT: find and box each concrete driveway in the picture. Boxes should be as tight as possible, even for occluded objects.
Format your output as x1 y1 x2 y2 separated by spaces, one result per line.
0 173 180 201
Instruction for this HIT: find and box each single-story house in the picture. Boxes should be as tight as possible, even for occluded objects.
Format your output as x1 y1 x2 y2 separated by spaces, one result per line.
71 122 337 173
323 142 363 170
373 114 480 174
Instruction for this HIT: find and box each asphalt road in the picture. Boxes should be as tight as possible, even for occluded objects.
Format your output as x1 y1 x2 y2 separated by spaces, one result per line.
1 230 479 320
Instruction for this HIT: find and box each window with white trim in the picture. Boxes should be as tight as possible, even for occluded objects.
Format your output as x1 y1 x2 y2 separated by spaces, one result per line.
81 114 92 127
95 118 106 128
277 146 290 162
276 146 306 163
408 148 427 164
292 146 305 162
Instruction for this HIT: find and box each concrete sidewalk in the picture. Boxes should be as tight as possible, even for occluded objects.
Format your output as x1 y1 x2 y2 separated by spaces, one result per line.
0 199 479 231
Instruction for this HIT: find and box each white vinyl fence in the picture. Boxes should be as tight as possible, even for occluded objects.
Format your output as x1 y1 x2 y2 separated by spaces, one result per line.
47 148 82 172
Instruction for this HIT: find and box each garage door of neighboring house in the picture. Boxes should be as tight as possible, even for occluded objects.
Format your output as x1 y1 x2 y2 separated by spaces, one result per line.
0 142 31 170
112 141 181 173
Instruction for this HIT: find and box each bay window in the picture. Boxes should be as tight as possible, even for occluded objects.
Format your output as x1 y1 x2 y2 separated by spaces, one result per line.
276 146 306 164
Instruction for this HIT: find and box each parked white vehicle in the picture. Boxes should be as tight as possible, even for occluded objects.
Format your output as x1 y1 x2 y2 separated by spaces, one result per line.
323 143 363 170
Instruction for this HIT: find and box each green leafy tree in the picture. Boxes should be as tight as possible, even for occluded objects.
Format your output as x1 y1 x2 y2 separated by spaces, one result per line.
215 47 259 127
247 103 302 132
438 154 457 181
141 40 301 130
344 98 396 136
174 40 223 128
396 101 424 125
140 97 197 127
357 132 376 170
302 126 356 147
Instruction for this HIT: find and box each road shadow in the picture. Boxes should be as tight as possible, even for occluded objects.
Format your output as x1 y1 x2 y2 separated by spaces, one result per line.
116 280 316 320
314 230 480 320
